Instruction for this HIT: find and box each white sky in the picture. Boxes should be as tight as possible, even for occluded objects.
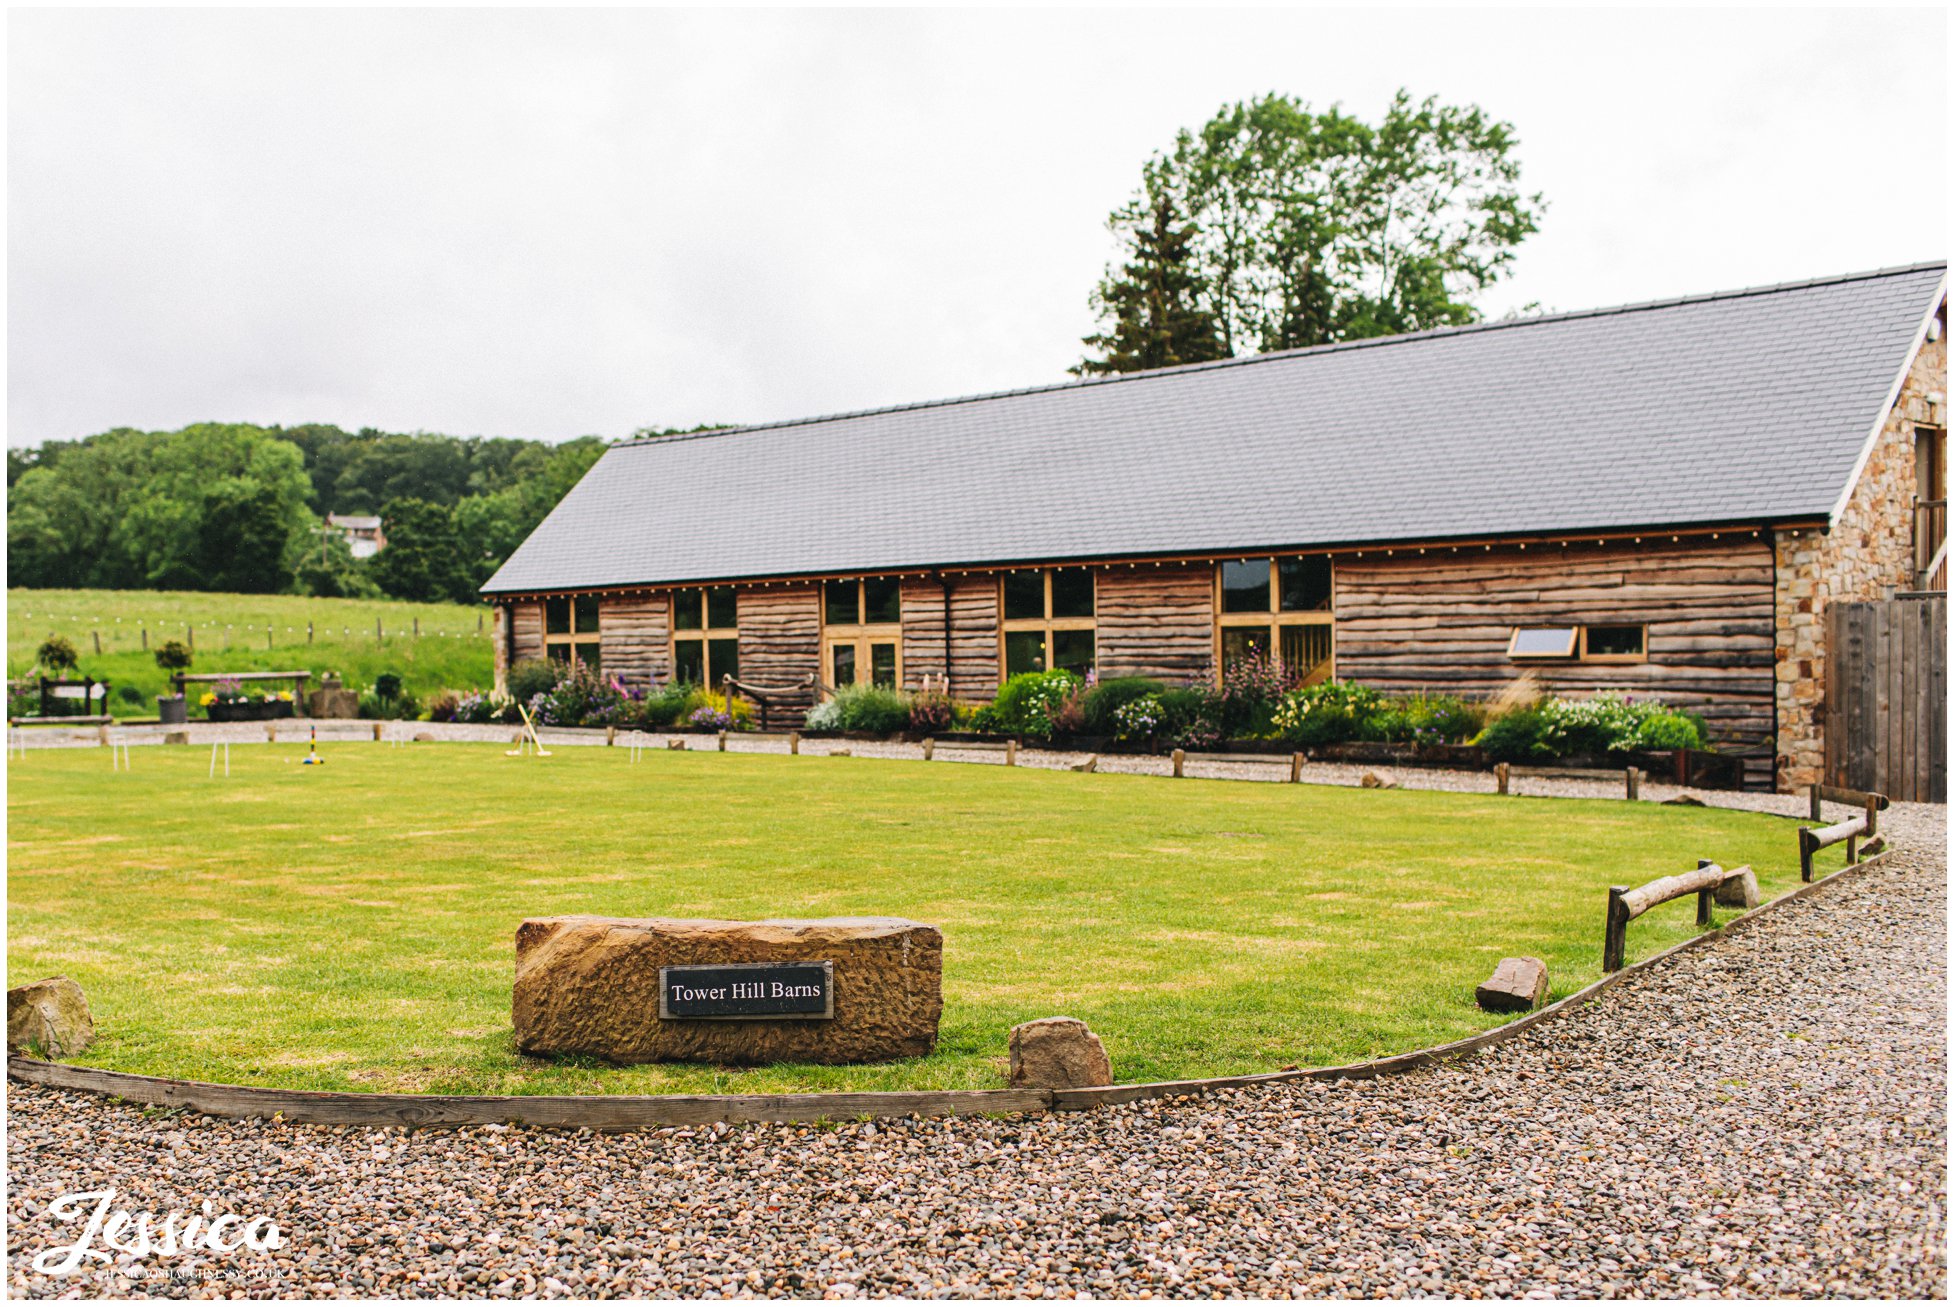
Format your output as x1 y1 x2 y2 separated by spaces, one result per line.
7 6 1946 447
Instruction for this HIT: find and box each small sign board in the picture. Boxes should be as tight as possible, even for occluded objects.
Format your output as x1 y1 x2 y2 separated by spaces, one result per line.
658 961 835 1021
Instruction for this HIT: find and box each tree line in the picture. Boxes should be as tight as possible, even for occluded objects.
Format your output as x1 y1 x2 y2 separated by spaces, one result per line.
6 423 713 603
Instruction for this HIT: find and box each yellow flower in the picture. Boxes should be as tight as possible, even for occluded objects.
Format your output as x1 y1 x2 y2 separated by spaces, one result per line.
199 693 216 707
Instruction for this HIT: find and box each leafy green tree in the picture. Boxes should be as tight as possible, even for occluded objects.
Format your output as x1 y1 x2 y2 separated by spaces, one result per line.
370 497 472 603
1072 156 1225 377
292 524 382 598
1079 90 1544 372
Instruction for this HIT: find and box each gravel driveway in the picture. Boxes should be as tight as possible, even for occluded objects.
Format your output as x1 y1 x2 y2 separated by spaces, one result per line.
7 803 1943 1298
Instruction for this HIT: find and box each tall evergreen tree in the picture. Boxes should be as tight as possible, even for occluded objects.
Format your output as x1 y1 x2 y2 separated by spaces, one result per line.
1073 160 1225 377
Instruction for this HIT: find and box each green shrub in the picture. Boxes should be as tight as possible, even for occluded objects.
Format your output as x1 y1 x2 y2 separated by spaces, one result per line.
1271 681 1385 747
1215 651 1296 739
1370 693 1485 745
628 682 693 729
1475 694 1710 761
374 671 404 702
36 636 78 672
507 658 562 704
1081 677 1165 735
1156 686 1221 749
907 690 956 734
1473 704 1550 762
425 690 461 722
987 670 1084 738
452 691 516 724
117 685 144 706
153 640 193 673
1111 692 1165 742
808 683 910 733
679 687 754 731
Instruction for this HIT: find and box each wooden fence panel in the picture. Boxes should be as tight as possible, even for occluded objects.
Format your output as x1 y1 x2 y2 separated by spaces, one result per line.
1825 596 1946 802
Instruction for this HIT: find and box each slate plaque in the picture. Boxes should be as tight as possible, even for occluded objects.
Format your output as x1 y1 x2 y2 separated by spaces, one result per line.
658 961 835 1020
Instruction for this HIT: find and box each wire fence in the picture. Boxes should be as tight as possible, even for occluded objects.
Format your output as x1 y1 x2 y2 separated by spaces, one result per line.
15 610 494 656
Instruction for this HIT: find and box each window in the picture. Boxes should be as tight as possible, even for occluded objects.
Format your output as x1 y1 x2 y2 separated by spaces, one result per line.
543 595 602 671
1508 627 1578 659
1000 568 1096 678
672 588 738 686
1214 557 1334 683
1918 425 1947 577
1581 625 1646 661
823 578 902 689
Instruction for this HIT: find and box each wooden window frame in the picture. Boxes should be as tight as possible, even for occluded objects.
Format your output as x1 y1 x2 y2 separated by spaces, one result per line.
1507 626 1579 660
998 569 1097 678
1212 558 1335 684
543 595 603 670
670 588 739 686
1578 624 1649 664
821 579 903 689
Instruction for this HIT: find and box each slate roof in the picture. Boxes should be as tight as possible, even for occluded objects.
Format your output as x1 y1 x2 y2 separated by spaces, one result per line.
483 262 1947 595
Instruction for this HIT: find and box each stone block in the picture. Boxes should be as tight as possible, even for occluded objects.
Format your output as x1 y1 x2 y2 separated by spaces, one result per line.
1008 1016 1112 1089
1715 866 1760 910
306 688 360 719
8 976 94 1056
513 916 942 1066
1474 957 1548 1013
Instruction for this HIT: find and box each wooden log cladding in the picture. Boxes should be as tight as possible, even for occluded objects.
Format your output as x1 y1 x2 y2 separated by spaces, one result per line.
900 579 948 688
1334 538 1776 784
946 576 1001 699
1097 566 1214 682
510 600 545 662
598 593 671 684
738 587 820 714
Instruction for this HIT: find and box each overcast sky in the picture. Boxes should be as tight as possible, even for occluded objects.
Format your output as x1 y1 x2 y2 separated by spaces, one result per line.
7 6 1946 447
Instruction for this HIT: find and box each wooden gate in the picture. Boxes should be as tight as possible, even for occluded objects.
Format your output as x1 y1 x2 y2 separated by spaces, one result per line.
1824 595 1947 802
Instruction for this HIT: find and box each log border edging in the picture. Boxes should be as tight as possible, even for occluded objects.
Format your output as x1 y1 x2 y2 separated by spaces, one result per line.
6 852 1892 1130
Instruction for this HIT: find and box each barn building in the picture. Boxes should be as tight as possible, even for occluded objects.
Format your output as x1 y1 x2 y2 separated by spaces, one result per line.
483 262 1948 791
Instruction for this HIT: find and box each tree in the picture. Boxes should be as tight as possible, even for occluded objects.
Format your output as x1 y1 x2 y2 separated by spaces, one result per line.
1077 90 1544 372
370 497 472 604
292 527 381 599
1071 156 1225 377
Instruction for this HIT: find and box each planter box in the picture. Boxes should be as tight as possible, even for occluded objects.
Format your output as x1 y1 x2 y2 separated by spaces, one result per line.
206 700 295 723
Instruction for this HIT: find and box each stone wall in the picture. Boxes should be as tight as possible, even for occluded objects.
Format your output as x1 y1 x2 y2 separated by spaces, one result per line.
1774 322 1947 790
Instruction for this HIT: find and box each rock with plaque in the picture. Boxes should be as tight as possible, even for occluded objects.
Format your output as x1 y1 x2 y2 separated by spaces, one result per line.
512 916 941 1065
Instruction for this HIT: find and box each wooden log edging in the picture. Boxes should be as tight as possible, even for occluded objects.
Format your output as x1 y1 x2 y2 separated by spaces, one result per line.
6 852 1893 1131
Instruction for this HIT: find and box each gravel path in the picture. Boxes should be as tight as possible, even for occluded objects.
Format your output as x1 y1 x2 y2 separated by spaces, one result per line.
7 805 1943 1298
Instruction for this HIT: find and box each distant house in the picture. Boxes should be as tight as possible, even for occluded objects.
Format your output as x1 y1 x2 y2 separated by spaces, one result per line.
482 262 1948 791
326 514 386 559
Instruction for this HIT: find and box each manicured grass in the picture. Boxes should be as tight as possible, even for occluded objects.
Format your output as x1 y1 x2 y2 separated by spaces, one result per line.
7 746 1837 1096
8 588 495 715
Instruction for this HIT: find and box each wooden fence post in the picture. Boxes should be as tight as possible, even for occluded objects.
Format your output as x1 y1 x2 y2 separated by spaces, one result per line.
606 726 616 746
187 625 195 652
1625 767 1640 801
376 618 384 643
413 618 420 638
1809 782 1823 822
1603 886 1630 972
789 731 800 755
1695 859 1716 925
923 738 934 761
92 630 102 655
1005 740 1017 767
1289 752 1303 783
1798 826 1817 883
267 625 274 650
141 626 148 651
718 731 727 752
1495 762 1510 795
1172 748 1185 779
307 622 314 645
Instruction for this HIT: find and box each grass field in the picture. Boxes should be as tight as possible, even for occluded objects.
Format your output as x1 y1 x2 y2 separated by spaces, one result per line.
7 744 1838 1096
8 588 495 714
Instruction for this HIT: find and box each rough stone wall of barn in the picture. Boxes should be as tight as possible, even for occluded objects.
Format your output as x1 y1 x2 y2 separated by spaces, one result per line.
1775 323 1948 790
1094 566 1215 684
1335 538 1779 784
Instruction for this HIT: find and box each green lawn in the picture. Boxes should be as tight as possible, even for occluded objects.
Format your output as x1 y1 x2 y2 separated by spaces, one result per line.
7 745 1837 1096
9 588 495 714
